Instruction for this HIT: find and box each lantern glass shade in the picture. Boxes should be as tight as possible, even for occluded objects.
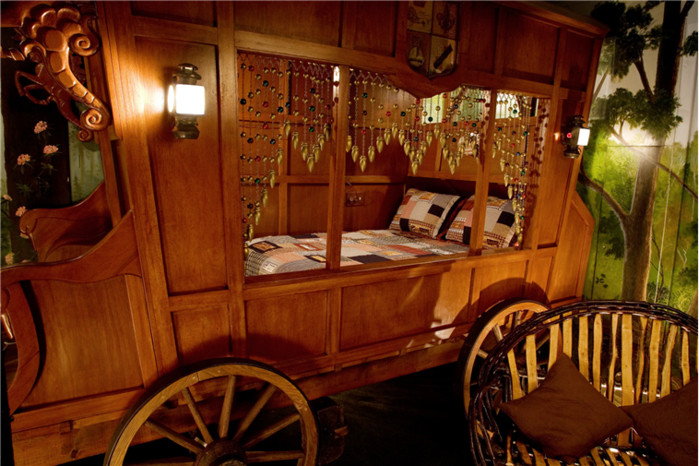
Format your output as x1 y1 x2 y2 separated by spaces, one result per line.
576 127 590 146
168 83 205 116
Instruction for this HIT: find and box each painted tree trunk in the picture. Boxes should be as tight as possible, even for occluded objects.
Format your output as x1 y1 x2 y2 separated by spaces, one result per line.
620 144 661 301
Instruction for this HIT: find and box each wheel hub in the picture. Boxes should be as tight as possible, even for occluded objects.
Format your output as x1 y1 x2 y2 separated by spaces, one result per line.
195 439 247 466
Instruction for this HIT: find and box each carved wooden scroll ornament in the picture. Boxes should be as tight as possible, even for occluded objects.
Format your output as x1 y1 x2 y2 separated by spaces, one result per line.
12 3 111 142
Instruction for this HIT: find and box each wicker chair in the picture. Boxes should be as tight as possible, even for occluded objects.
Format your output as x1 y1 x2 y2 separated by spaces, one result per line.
469 300 698 466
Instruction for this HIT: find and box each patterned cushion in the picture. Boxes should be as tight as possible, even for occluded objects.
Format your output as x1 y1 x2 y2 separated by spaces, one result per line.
444 196 516 249
389 189 460 239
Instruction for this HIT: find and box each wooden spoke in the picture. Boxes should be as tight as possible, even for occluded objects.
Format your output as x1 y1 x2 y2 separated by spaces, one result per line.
245 450 305 463
492 324 504 342
143 419 203 454
126 458 194 466
477 349 488 359
181 387 214 445
218 375 237 439
233 383 277 442
242 412 301 449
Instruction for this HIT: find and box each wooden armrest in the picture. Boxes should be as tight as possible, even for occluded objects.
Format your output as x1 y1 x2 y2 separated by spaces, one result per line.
1 211 140 413
19 182 112 261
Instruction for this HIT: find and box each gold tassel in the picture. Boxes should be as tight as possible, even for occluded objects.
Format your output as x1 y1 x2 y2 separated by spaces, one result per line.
426 131 433 146
301 142 309 161
318 134 326 151
244 243 249 261
284 120 292 137
508 185 513 199
442 148 450 160
351 145 359 162
439 133 447 148
292 131 299 149
500 158 506 172
383 130 392 145
449 161 456 174
324 123 332 141
403 140 411 156
269 169 276 188
398 130 406 146
307 156 315 173
391 123 399 140
247 223 255 242
261 188 268 207
346 135 353 153
376 137 385 153
433 127 441 138
368 146 376 163
504 174 509 187
313 144 321 162
411 161 419 175
359 155 367 172
276 149 283 166
254 208 261 226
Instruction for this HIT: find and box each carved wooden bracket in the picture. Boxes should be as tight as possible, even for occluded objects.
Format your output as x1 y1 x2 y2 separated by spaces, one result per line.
8 2 111 142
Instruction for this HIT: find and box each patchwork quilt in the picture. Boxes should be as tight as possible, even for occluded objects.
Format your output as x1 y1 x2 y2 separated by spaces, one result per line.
245 230 470 276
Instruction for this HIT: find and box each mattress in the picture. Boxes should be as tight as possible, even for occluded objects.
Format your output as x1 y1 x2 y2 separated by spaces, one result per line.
245 230 470 276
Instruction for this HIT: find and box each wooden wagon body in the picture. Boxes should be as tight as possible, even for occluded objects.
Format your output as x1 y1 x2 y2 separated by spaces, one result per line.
1 2 606 464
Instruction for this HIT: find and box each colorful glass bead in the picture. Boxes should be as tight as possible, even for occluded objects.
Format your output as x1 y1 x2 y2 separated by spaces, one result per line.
309 127 315 132
247 138 254 144
270 139 276 145
262 80 269 87
400 111 406 117
240 98 246 105
362 92 368 98
428 117 433 122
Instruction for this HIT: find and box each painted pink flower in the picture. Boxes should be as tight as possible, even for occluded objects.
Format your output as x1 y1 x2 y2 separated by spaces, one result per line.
34 121 48 134
15 206 26 217
43 145 59 154
2 194 11 201
4 253 14 265
17 154 31 165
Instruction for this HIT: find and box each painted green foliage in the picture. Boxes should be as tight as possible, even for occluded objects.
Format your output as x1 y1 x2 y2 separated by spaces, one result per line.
578 1 698 314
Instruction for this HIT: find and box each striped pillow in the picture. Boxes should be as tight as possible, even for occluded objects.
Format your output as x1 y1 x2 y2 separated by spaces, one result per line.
389 189 460 239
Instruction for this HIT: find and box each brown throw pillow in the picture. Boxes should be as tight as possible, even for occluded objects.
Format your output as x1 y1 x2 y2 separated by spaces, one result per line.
500 353 633 462
621 378 698 466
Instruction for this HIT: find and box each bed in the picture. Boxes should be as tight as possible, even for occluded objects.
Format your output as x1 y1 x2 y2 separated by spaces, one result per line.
245 189 518 277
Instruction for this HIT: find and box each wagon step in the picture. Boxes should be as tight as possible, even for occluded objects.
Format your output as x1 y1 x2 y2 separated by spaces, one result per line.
310 397 348 465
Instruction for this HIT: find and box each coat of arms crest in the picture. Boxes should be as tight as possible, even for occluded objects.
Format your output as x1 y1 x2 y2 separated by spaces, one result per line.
406 1 460 79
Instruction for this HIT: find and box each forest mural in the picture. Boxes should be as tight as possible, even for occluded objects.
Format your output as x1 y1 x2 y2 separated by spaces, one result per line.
575 1 698 315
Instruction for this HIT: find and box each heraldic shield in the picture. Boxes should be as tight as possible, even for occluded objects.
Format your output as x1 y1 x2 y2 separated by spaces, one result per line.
406 1 460 79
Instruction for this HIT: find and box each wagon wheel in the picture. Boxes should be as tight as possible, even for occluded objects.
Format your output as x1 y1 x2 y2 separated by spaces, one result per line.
104 358 319 466
454 299 548 419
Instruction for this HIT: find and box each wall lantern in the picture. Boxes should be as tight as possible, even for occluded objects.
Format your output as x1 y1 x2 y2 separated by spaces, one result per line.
561 115 590 158
168 63 205 139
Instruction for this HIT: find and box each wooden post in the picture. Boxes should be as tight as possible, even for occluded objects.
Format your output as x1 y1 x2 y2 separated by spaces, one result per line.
327 66 349 270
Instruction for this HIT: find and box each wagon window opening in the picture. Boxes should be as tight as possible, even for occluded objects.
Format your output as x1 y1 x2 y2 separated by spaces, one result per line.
239 52 550 281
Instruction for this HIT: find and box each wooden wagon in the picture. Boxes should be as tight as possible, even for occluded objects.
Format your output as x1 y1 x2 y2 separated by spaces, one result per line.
1 2 607 465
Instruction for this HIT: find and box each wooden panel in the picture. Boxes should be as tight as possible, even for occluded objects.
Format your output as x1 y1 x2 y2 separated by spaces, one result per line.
343 184 405 231
537 103 577 246
173 305 231 366
548 192 594 302
502 12 559 84
21 278 144 408
135 37 227 294
233 1 342 47
473 260 527 315
130 1 216 27
467 2 498 73
246 291 327 363
340 272 469 349
561 31 594 91
351 2 397 57
288 185 329 234
528 255 552 303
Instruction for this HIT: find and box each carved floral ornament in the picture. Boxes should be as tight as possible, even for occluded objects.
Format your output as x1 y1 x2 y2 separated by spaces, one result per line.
2 2 111 142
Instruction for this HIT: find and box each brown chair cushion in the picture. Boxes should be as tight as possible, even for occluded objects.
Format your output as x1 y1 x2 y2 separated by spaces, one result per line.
621 378 698 466
500 353 633 462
